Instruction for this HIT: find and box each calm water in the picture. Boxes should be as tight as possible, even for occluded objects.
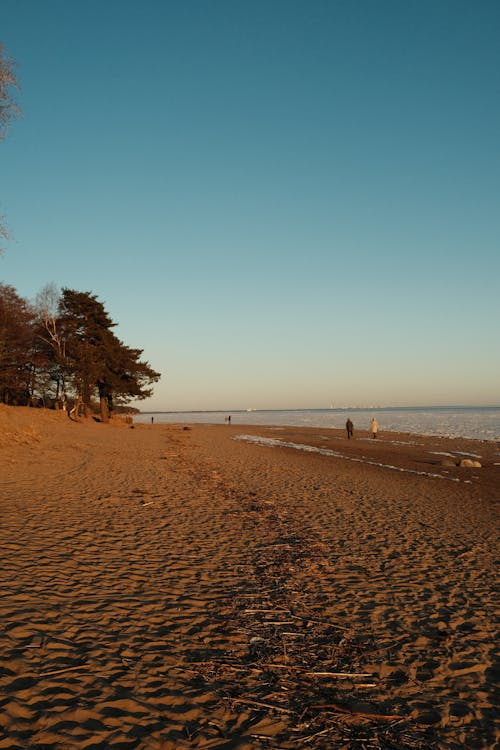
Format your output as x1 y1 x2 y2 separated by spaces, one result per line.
134 406 500 442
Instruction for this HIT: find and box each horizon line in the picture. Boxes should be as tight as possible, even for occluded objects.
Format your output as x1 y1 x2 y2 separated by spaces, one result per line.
138 404 500 414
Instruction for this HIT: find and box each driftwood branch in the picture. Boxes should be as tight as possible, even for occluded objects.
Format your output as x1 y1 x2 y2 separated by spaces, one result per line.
309 703 404 721
302 726 334 744
230 697 294 714
244 609 290 614
39 664 88 677
289 613 349 630
264 664 374 679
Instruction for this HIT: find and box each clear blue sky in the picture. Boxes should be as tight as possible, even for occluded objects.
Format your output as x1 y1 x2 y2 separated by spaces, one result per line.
1 0 499 410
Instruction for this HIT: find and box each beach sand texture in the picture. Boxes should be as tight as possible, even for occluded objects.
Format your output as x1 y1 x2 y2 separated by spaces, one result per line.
0 405 498 749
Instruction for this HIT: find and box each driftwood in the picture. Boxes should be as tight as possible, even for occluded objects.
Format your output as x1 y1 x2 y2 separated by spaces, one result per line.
302 726 335 744
244 608 290 614
307 671 374 679
39 664 88 677
25 636 43 648
309 703 405 721
264 664 374 678
230 697 294 714
189 660 264 674
172 496 416 746
289 613 349 630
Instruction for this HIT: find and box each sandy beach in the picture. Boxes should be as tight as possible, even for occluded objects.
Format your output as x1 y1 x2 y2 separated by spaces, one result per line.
0 405 498 749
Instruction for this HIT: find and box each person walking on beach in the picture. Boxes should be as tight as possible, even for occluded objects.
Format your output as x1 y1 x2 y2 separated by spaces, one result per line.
346 418 354 439
370 417 378 439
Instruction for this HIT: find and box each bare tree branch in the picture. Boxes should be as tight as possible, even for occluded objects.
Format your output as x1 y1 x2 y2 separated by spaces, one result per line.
0 42 20 140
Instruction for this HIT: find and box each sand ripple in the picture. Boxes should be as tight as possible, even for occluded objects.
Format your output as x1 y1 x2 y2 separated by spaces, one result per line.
0 410 498 748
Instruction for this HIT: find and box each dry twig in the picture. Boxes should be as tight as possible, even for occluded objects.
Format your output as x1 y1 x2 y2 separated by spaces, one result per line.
39 664 88 677
309 704 404 722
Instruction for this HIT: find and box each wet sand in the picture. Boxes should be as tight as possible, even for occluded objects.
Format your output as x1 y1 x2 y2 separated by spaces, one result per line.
0 405 498 749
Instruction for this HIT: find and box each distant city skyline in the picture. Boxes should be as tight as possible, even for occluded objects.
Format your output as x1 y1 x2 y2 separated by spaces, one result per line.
1 0 499 410
139 403 500 413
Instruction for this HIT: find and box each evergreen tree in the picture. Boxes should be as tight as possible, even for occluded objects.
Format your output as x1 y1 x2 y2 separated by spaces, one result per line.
59 289 160 421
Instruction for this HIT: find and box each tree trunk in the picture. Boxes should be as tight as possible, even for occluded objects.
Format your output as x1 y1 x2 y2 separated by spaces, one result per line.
100 395 109 423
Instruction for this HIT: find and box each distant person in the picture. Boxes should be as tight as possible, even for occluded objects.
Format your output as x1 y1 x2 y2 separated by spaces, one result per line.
346 418 354 439
228 415 231 424
370 417 378 439
151 416 154 425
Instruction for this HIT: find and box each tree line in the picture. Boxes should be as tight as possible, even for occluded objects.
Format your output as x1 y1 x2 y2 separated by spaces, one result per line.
0 283 160 421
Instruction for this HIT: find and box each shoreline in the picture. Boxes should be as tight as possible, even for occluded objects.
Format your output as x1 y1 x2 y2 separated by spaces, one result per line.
133 405 500 443
0 406 498 748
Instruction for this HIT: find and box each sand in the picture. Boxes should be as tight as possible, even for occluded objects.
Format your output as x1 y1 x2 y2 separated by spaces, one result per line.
0 405 498 749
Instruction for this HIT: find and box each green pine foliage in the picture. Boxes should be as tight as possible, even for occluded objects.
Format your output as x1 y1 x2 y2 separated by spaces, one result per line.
0 284 160 417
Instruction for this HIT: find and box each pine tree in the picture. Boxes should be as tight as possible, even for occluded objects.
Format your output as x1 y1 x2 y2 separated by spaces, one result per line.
59 289 160 421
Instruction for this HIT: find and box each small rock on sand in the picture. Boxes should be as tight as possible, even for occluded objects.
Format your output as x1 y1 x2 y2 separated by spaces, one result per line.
458 458 482 468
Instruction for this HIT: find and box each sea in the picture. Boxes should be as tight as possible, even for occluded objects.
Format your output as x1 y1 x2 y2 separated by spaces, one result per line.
133 406 500 442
